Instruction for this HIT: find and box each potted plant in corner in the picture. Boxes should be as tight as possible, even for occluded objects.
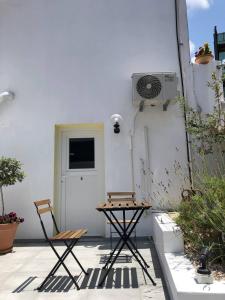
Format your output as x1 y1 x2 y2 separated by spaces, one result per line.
0 157 25 254
195 42 214 64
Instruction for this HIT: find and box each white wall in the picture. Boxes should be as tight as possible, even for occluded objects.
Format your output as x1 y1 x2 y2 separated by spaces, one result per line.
0 0 190 238
189 61 223 113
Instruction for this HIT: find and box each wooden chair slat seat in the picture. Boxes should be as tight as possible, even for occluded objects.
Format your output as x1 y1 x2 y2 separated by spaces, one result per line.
51 229 87 241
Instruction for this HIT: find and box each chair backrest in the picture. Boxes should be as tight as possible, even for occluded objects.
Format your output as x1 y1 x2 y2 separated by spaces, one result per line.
34 199 52 215
107 192 136 203
34 199 59 239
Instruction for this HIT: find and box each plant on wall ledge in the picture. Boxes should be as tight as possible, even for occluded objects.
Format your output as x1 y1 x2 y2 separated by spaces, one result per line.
195 42 214 64
0 157 25 254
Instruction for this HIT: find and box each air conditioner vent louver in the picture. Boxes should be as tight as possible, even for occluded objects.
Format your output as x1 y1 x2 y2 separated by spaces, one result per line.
136 75 162 99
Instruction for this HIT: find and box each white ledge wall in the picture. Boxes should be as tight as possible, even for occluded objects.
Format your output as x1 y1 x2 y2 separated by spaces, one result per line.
152 213 225 300
0 0 190 238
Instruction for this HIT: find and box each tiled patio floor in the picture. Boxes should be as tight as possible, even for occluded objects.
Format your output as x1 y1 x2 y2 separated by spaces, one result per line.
0 238 170 300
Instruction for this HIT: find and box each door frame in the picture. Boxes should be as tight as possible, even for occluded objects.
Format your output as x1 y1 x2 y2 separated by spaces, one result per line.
53 123 105 232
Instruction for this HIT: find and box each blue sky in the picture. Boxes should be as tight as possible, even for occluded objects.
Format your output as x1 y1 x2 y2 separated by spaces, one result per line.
186 0 225 59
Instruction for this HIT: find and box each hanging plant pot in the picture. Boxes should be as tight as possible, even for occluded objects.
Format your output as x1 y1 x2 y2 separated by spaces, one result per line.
0 223 19 254
195 54 214 65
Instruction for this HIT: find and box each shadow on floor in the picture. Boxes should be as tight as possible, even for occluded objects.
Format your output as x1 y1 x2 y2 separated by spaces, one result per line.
99 253 133 264
14 237 153 250
12 267 139 293
149 243 171 300
12 239 170 298
97 238 153 251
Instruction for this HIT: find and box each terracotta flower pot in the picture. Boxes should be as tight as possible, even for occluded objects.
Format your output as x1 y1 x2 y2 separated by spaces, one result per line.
195 54 214 65
0 223 19 254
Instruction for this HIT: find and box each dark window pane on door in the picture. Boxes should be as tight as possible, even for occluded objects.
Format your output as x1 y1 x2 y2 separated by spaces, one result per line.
69 138 95 169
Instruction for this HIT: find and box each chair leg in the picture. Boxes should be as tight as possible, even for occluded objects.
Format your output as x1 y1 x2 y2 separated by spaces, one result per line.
110 223 112 252
64 241 88 275
134 228 137 250
42 240 88 277
37 240 80 291
43 240 77 278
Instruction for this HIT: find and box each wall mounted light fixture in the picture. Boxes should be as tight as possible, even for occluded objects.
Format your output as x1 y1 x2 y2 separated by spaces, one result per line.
0 91 15 104
110 114 123 134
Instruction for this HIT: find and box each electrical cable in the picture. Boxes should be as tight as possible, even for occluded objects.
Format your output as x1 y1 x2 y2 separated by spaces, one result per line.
174 0 193 187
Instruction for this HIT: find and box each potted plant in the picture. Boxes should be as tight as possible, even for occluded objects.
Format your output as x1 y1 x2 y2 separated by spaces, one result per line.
195 43 214 64
0 157 25 254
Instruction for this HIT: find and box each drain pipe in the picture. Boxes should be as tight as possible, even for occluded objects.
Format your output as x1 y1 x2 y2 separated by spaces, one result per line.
130 108 139 192
144 126 151 200
174 0 193 187
130 112 151 201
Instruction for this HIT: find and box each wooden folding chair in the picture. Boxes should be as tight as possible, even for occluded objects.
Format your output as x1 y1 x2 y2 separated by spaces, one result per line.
107 192 137 251
34 199 88 291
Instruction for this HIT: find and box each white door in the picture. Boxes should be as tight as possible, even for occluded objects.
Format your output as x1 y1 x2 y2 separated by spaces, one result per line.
61 128 105 236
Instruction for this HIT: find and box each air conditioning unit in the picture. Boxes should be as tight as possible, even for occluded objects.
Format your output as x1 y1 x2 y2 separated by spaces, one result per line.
132 73 178 110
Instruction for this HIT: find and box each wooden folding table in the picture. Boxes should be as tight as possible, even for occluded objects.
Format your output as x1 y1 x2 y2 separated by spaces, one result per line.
96 200 156 286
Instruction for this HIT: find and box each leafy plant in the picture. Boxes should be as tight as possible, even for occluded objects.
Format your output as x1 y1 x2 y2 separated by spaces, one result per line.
195 42 213 58
0 157 25 222
179 72 225 154
175 72 225 272
176 176 225 266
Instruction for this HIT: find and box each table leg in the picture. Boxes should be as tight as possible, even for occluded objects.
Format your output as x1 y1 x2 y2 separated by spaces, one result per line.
99 209 156 286
103 233 122 269
99 237 127 286
102 210 139 270
99 222 156 286
125 237 150 268
124 241 156 286
110 210 149 268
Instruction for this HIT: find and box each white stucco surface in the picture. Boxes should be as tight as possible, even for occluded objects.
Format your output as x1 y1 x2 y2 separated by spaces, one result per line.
188 61 223 112
152 213 225 300
0 0 190 238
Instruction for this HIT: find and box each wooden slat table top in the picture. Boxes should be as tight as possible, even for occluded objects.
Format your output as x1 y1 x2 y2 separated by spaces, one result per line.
96 200 151 211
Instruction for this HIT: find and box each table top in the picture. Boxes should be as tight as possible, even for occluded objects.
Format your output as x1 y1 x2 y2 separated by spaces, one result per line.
96 200 151 211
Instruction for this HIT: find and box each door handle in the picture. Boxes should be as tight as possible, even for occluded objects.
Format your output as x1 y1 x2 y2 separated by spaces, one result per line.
81 177 83 181
61 176 66 183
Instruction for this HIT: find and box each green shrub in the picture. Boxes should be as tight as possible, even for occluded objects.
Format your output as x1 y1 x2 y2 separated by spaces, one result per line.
176 176 225 265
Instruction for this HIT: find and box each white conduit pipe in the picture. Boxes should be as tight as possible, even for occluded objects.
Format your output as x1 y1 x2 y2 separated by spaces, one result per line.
144 126 151 200
130 108 139 192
